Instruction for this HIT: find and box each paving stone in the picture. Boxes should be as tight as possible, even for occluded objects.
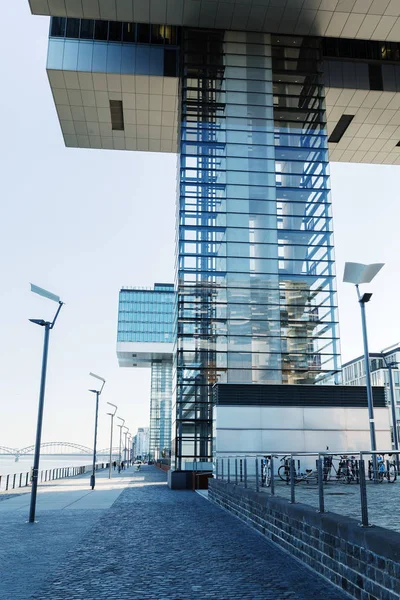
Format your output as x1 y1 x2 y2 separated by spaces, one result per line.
12 467 349 600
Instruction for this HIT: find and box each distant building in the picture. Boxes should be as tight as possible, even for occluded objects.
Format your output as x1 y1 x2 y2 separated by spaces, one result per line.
133 427 150 460
117 284 174 460
342 344 400 435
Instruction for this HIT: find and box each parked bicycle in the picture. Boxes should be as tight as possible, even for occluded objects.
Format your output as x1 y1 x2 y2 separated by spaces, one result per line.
324 455 358 484
261 455 277 487
277 456 318 485
368 454 396 483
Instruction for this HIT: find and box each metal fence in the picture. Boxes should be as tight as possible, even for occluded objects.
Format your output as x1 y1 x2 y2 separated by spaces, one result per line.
215 450 400 528
0 462 109 493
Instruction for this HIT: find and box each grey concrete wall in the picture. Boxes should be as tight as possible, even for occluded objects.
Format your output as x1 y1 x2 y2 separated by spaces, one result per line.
209 479 400 600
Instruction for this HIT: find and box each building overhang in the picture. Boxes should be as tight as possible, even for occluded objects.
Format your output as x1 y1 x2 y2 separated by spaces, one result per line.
47 68 178 152
117 341 174 368
326 88 400 165
28 1 400 43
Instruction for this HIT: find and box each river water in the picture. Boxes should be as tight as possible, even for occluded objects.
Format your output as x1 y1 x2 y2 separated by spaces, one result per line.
0 454 112 477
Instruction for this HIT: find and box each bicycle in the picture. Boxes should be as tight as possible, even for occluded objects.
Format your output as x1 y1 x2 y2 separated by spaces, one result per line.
261 455 276 487
277 456 318 485
368 455 396 483
324 455 358 484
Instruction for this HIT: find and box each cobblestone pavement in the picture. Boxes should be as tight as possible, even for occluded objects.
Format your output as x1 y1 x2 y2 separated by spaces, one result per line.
16 466 350 600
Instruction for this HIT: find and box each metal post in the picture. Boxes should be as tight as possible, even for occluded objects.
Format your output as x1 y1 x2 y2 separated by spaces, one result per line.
90 391 100 490
255 458 259 492
29 323 50 523
357 286 377 480
6 475 9 490
235 458 238 485
386 363 400 473
270 456 275 496
108 413 114 479
227 458 230 483
317 457 325 513
215 458 219 479
221 458 224 480
244 458 248 489
240 459 243 482
359 458 369 527
290 458 295 504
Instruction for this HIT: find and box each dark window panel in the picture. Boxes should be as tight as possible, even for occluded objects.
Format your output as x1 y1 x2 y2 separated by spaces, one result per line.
66 18 80 38
137 23 150 43
80 19 94 40
110 100 124 131
94 20 109 41
328 115 354 143
109 21 122 41
50 17 66 37
368 63 383 91
122 22 136 42
164 49 177 76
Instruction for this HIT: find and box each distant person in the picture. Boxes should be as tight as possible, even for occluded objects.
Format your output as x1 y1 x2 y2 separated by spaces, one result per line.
113 461 117 471
136 463 141 472
118 462 121 473
121 461 125 470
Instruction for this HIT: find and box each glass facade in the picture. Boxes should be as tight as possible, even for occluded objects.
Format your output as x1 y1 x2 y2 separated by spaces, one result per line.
117 284 174 460
173 30 340 469
48 17 179 76
150 360 173 460
118 284 174 343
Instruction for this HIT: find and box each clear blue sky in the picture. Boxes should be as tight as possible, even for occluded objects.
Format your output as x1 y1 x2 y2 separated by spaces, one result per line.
1 3 399 449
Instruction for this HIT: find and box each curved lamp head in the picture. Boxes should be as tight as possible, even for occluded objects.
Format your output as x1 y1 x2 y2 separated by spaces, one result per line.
343 262 384 285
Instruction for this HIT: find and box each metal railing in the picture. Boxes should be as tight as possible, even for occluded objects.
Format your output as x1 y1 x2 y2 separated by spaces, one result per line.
215 450 400 528
0 462 109 493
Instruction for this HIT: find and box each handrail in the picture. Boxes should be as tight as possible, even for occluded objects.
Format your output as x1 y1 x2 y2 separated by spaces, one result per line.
215 450 400 529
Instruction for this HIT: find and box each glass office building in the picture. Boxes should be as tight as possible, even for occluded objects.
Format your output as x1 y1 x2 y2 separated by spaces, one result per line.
117 284 174 460
175 30 339 469
27 1 400 479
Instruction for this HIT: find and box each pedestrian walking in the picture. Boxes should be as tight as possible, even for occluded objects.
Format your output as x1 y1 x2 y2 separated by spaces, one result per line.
121 461 125 470
113 461 117 470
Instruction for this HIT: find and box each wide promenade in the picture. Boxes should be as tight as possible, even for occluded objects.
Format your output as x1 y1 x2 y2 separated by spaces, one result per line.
0 466 350 600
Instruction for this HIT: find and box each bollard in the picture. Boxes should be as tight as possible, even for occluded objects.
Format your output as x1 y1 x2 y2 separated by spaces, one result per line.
235 458 238 485
270 456 275 496
227 458 230 483
255 458 259 492
26 472 29 487
359 459 369 527
317 457 325 513
216 458 219 480
221 458 224 480
19 473 22 488
240 459 243 483
6 475 9 491
244 458 248 489
290 459 295 504
12 474 16 489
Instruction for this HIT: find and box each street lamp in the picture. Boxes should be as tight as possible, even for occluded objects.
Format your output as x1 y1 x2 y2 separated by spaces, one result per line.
117 416 125 469
380 348 400 473
89 372 106 490
123 426 129 464
106 402 117 479
343 262 384 480
28 284 64 523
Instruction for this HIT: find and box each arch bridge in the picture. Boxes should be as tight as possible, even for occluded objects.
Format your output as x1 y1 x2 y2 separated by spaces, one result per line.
0 442 122 459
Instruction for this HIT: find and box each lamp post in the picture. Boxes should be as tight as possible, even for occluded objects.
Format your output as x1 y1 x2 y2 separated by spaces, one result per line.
127 434 132 464
106 402 117 479
28 284 64 523
89 372 106 490
380 352 400 473
117 416 125 469
123 426 129 464
343 262 384 481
